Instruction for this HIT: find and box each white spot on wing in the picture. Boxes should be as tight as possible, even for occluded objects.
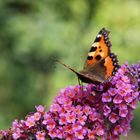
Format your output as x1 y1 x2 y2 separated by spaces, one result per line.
97 34 102 38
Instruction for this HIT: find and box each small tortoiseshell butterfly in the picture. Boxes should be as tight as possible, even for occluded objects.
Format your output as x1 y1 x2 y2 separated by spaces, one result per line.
57 28 119 84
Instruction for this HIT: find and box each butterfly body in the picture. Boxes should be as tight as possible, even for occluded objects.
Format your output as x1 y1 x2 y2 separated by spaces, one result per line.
58 28 119 84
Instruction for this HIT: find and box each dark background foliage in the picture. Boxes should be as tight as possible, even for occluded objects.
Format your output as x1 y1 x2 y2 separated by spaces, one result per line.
0 0 140 139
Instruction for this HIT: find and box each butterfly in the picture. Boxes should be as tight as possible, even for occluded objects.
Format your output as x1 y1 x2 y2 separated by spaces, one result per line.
57 28 119 84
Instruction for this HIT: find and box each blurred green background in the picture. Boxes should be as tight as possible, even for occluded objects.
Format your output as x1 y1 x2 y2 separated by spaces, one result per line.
0 0 140 139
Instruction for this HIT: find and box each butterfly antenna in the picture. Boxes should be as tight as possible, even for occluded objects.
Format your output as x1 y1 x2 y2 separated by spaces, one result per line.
55 59 78 74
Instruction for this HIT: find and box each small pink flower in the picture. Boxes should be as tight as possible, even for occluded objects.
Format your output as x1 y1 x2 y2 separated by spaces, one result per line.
123 84 133 93
25 116 35 128
116 80 124 89
102 93 112 102
108 88 117 96
88 130 95 139
42 120 47 125
89 112 100 122
132 91 139 98
66 88 75 98
75 128 86 139
47 120 56 130
83 106 92 115
56 96 65 104
12 129 21 140
130 99 138 109
12 120 19 130
113 94 123 104
63 98 72 106
121 76 130 83
109 113 119 123
119 102 127 110
124 93 133 103
35 105 45 113
119 109 128 117
34 112 41 121
65 133 73 140
50 103 61 112
96 127 104 136
59 115 67 125
64 105 73 113
73 123 82 131
66 113 76 123
48 129 57 138
74 105 83 115
65 124 73 134
44 113 52 121
113 125 123 135
103 104 111 116
78 115 87 125
36 131 46 140
118 89 127 96
56 128 63 139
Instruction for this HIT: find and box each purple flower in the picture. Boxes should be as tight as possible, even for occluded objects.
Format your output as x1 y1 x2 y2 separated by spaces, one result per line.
34 112 41 121
119 109 128 117
118 89 127 96
36 131 46 140
124 93 133 103
103 104 111 116
48 129 57 138
35 105 45 113
102 92 112 102
113 125 123 135
108 88 117 96
25 116 35 128
96 127 104 136
113 94 123 104
50 103 61 112
75 128 86 139
12 129 21 140
1 62 140 140
59 114 67 125
109 112 119 123
46 120 56 130
77 115 87 125
66 113 76 123
88 129 95 139
119 102 127 110
73 123 82 131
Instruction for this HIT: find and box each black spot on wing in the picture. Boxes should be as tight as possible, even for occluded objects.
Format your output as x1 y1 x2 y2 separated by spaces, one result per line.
87 56 93 60
95 55 101 60
89 47 97 52
94 36 101 42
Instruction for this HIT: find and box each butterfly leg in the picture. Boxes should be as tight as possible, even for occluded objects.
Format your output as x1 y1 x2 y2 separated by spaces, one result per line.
78 77 81 85
78 77 84 91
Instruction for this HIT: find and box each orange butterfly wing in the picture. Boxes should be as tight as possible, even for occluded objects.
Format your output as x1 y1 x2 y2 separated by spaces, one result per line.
82 28 119 81
104 53 119 79
84 28 111 68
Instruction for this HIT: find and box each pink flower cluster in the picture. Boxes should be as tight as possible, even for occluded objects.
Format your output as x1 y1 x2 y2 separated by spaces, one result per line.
0 63 140 140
